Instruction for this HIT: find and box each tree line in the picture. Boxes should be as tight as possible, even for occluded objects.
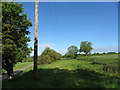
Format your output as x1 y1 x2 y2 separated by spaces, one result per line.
64 41 93 59
38 41 93 64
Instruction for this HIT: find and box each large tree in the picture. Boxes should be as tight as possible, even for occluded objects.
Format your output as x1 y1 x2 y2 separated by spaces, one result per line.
79 41 93 57
65 45 78 59
2 2 32 78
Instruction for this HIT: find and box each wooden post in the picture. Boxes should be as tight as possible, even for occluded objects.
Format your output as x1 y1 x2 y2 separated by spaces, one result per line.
33 0 38 78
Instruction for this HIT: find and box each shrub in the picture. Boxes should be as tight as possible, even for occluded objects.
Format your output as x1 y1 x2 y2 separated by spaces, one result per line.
38 48 62 64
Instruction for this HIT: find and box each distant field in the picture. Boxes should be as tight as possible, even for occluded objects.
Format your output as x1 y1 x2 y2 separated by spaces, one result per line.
3 54 119 88
77 54 118 74
90 54 118 63
92 54 118 57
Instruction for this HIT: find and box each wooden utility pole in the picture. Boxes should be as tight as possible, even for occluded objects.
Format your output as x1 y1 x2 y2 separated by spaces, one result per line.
33 0 38 78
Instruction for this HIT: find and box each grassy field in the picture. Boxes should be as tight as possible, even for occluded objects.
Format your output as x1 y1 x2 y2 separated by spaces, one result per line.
2 54 120 88
13 62 33 70
77 54 119 75
2 62 33 75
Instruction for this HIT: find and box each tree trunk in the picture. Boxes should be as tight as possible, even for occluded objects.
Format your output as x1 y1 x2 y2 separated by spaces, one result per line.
6 64 14 79
85 53 87 58
33 0 39 78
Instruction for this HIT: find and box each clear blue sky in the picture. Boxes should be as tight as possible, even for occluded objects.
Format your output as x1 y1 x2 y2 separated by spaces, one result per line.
19 2 118 56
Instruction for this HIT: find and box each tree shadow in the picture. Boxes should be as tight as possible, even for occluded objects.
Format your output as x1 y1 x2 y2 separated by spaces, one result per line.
2 67 119 88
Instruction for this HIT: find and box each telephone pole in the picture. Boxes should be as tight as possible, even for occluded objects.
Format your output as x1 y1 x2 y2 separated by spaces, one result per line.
33 0 38 78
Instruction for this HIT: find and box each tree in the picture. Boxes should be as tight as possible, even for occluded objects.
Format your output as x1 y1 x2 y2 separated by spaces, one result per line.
2 2 32 78
79 41 93 57
65 45 78 59
33 0 39 78
38 48 62 64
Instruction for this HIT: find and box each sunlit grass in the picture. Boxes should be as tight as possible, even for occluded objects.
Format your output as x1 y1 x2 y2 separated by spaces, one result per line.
39 59 103 71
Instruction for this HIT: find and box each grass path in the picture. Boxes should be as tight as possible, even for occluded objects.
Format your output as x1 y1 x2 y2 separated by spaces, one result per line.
1 62 33 80
14 62 33 71
2 62 33 75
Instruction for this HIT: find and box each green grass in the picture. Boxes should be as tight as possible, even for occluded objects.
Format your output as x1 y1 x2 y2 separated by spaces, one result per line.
39 59 103 72
77 54 119 75
14 62 32 71
90 54 118 63
2 54 120 88
2 62 33 75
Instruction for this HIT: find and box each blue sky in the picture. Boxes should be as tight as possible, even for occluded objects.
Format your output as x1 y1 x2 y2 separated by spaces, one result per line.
19 2 118 56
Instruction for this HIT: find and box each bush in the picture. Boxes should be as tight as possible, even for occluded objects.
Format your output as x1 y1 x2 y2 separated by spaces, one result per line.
38 48 62 64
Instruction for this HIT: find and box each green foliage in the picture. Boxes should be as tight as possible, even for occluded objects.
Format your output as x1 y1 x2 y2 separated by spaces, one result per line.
64 53 76 59
38 47 62 64
80 41 93 56
65 45 78 59
67 45 78 54
22 56 33 62
2 2 32 76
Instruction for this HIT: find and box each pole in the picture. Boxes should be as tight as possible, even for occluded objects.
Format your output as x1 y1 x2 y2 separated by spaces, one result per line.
34 0 38 78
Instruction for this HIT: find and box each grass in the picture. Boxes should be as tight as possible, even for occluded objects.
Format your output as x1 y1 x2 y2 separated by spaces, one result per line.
14 62 33 71
2 62 33 75
39 59 103 72
77 54 119 75
2 54 120 88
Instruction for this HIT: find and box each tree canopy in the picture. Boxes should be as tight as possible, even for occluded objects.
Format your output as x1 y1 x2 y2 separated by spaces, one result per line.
2 2 32 77
65 45 78 59
79 41 93 56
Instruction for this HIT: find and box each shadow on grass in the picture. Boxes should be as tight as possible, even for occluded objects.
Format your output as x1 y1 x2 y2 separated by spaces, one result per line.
2 68 119 88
